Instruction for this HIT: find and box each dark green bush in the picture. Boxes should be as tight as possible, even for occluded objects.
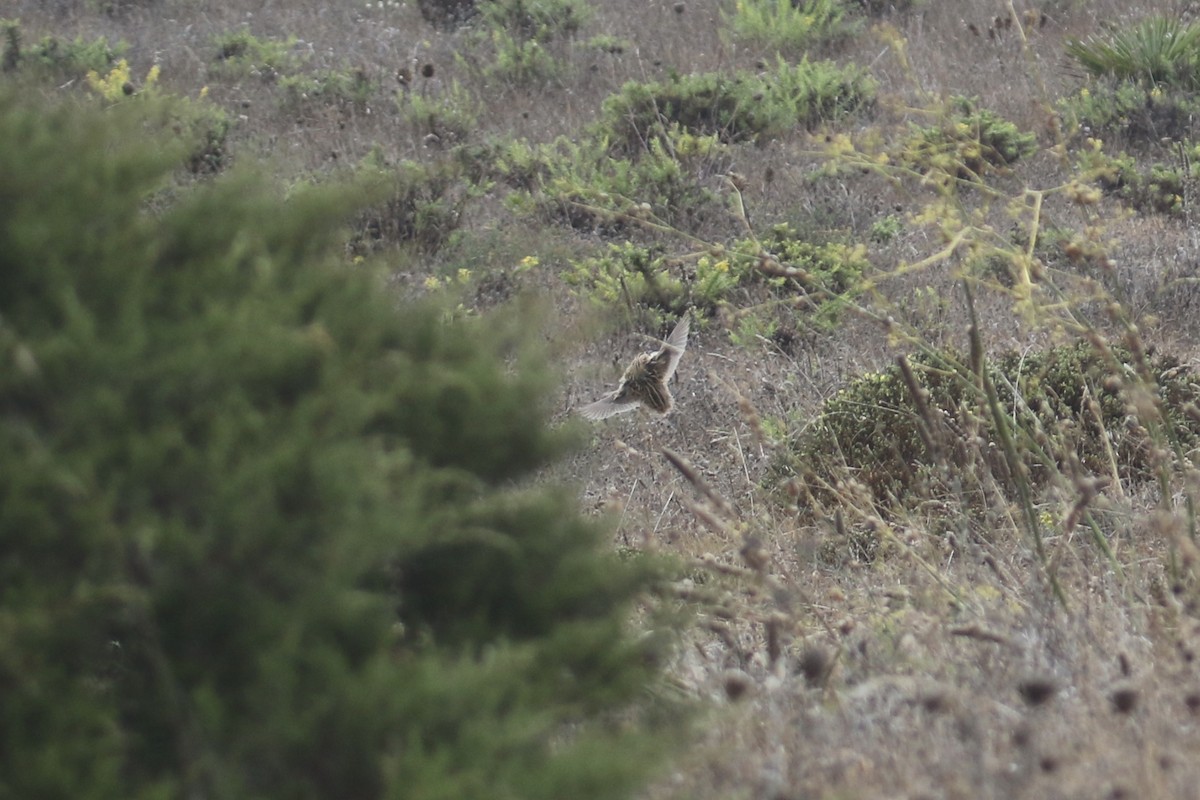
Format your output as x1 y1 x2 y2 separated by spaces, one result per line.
0 91 682 800
1074 139 1197 216
458 0 591 86
771 342 1200 513
210 29 303 82
351 149 485 254
597 58 875 156
499 128 729 234
13 29 126 78
418 0 479 30
1061 80 1200 148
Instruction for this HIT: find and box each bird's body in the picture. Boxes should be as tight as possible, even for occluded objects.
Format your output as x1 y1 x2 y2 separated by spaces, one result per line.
580 315 690 420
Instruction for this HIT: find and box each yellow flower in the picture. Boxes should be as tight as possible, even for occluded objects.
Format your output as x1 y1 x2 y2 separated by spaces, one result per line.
86 59 132 101
456 268 472 284
424 276 441 290
1080 87 1090 98
714 260 730 273
517 255 539 271
199 85 209 99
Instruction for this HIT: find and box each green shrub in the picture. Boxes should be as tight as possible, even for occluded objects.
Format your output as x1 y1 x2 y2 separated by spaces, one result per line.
498 127 729 234
351 148 487 254
598 57 874 155
479 0 590 43
280 66 377 112
20 31 126 78
1061 81 1200 147
1074 138 1197 216
0 90 683 800
417 0 479 30
462 0 591 86
565 223 868 320
895 96 1036 182
2 18 20 72
771 342 1200 514
724 0 861 55
397 79 481 146
210 29 303 82
1066 16 1200 89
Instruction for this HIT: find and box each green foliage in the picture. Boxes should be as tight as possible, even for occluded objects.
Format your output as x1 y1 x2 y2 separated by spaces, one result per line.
895 97 1037 182
869 214 903 243
1060 81 1200 147
771 342 1200 514
1066 16 1200 89
465 0 591 86
858 0 922 15
166 95 234 175
587 33 633 55
0 90 683 800
1073 137 1198 216
598 57 874 155
21 31 126 78
417 0 479 30
565 223 868 320
724 0 860 55
280 66 377 112
398 79 481 146
480 0 590 43
498 126 730 233
210 29 303 82
565 242 689 317
2 18 20 72
352 148 487 254
750 222 868 298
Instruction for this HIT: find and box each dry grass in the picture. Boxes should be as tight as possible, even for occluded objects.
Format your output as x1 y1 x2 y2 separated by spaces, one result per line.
13 0 1200 796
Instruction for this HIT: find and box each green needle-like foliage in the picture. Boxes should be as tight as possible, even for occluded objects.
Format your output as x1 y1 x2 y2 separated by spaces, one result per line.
0 91 682 800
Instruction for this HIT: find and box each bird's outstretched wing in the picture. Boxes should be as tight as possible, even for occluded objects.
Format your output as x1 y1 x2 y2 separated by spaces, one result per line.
579 392 642 420
657 314 690 385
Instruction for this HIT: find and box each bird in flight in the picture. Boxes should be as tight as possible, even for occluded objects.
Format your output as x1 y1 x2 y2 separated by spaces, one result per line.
580 314 690 420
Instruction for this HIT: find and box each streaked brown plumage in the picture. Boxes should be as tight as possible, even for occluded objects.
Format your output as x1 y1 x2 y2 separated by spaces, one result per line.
580 314 689 420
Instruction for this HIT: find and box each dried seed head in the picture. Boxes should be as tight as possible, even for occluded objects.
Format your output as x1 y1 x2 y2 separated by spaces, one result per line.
722 670 753 701
1011 722 1033 749
740 535 769 572
1017 676 1058 706
798 646 831 687
1110 685 1139 714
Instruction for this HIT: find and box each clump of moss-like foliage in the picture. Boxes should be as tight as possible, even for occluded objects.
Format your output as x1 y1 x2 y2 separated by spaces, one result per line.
772 341 1200 515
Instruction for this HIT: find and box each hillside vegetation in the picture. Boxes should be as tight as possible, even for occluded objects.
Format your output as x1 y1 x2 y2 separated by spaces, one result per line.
6 0 1200 798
